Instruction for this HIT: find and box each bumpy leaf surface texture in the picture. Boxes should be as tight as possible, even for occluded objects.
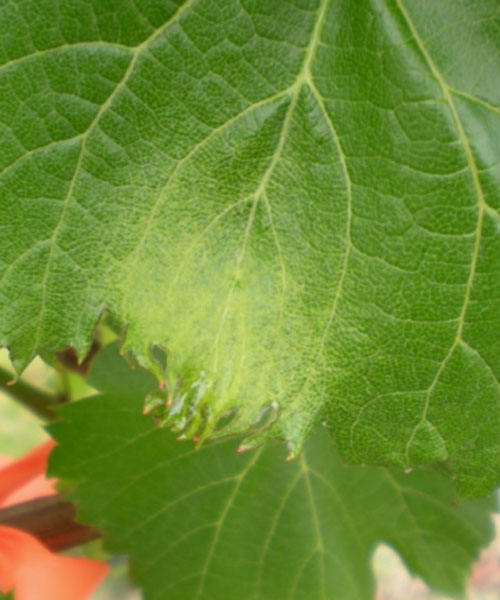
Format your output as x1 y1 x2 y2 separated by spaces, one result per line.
50 344 494 600
2 0 500 496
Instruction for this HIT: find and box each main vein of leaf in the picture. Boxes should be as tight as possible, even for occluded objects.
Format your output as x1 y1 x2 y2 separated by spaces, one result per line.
299 455 364 599
112 0 352 427
278 2 354 424
396 0 492 464
300 453 327 600
31 0 197 354
193 447 263 600
118 0 335 358
210 0 333 373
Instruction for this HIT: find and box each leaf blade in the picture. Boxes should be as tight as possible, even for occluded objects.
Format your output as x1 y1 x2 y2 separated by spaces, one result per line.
2 0 500 494
50 384 495 599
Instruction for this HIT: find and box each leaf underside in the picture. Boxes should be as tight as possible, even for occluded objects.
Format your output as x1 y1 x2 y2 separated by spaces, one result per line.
2 0 500 496
49 346 494 600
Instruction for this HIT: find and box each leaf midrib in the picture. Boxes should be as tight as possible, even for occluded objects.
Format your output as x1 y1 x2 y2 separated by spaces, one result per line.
395 0 499 462
30 0 197 355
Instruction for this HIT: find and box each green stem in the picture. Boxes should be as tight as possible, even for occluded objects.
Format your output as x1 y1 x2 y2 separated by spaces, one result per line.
56 365 72 405
0 366 59 421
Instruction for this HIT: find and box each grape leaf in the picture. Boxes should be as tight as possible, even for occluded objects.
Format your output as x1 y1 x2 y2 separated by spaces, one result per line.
2 0 500 496
49 357 495 600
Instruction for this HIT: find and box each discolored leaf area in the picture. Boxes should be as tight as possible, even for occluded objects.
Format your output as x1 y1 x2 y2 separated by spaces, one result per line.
49 345 495 600
2 0 500 495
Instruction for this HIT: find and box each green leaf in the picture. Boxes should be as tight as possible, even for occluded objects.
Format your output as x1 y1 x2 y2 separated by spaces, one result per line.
49 387 495 599
2 0 500 495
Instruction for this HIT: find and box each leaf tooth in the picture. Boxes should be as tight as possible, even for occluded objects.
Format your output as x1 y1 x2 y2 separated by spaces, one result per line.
284 433 308 461
281 423 309 461
277 403 323 461
142 390 166 416
236 430 272 454
235 442 260 454
233 402 281 454
121 347 164 384
182 403 212 440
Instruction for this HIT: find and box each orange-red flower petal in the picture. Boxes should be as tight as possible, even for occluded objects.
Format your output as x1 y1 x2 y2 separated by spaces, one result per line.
0 525 109 599
0 441 110 598
0 441 56 507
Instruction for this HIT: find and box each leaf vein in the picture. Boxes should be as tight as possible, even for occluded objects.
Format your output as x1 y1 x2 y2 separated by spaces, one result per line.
396 0 493 464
